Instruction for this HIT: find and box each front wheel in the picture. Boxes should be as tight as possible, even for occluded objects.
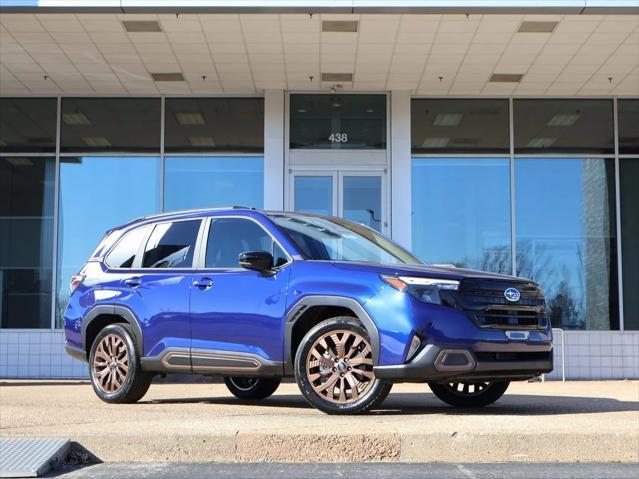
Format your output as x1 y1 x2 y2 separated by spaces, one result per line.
224 377 281 400
295 317 391 415
428 380 509 408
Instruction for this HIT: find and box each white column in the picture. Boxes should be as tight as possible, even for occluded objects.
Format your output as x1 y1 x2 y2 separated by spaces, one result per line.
390 90 412 250
264 89 285 210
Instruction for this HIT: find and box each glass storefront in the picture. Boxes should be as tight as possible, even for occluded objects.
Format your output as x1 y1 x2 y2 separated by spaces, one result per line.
0 156 55 328
411 158 511 274
0 98 57 329
0 94 637 333
164 156 263 211
515 158 618 330
56 156 161 326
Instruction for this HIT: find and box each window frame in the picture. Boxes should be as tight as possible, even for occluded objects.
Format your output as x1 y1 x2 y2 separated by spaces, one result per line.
198 215 293 271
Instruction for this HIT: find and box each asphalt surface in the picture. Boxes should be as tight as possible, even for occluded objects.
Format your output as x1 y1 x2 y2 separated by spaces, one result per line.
1 380 638 463
49 462 639 479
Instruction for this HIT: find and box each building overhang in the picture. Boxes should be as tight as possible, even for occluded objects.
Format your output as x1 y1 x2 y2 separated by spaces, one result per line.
1 1 638 14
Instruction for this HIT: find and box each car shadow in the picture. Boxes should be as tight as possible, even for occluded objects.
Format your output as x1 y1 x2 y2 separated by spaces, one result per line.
142 391 639 416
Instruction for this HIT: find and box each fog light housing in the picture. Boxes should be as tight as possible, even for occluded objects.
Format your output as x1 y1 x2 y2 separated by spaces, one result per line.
406 335 421 362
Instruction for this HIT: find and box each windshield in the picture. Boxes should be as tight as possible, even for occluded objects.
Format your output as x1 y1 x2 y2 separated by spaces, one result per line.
269 214 422 265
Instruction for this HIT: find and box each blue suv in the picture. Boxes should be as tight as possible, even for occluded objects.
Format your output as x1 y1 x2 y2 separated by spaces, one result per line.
64 207 552 414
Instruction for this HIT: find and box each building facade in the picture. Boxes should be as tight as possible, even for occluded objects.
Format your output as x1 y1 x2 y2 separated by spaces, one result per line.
0 1 638 380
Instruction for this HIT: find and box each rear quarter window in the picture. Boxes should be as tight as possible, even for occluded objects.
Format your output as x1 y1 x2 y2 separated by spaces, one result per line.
105 226 149 268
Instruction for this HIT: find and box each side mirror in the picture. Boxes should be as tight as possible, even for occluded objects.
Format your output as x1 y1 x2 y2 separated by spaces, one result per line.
239 251 274 272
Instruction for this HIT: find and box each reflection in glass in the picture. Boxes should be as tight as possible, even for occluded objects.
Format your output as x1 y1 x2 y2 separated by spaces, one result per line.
0 157 55 328
61 98 161 153
411 99 509 154
56 156 160 326
620 159 639 329
343 176 382 232
165 98 264 153
164 156 263 211
0 98 58 153
105 226 150 269
618 100 639 155
293 176 333 216
514 99 614 155
515 158 618 330
142 221 201 269
411 158 511 273
290 94 386 150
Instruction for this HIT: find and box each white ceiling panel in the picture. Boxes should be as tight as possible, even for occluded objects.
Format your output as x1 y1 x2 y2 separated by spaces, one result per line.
0 12 637 95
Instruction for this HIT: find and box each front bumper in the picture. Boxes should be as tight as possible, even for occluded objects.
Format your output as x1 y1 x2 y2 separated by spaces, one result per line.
374 343 553 382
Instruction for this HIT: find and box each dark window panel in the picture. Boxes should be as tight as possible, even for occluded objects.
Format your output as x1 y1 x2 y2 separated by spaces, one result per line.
61 98 161 153
411 99 510 154
620 159 639 329
618 99 639 155
0 98 57 153
514 99 614 154
165 98 264 153
290 94 386 149
0 156 55 329
515 158 619 330
205 218 273 268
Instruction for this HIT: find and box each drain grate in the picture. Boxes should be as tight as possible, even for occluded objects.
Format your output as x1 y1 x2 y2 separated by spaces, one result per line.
0 438 70 478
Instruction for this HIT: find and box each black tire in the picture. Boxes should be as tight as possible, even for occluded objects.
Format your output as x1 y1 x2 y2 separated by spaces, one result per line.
224 377 281 400
428 380 509 408
88 323 152 404
294 317 391 415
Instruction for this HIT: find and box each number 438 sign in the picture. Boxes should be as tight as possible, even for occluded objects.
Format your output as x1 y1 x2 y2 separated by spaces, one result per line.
328 133 348 143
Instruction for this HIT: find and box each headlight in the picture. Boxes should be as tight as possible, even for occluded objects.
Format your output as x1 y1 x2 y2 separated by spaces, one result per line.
381 274 459 304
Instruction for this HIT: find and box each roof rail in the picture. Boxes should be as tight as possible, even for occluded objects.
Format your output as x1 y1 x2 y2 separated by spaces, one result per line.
135 206 259 222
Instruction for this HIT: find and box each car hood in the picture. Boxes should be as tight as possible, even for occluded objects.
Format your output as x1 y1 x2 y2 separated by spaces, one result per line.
330 261 527 282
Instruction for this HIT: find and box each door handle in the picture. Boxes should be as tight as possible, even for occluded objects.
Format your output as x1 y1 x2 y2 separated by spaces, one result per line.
124 277 141 288
193 277 214 290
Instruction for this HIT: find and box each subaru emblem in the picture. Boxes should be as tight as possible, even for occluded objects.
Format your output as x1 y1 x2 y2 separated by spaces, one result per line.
504 287 521 302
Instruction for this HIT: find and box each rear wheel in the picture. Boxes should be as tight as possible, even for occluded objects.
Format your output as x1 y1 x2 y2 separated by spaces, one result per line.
89 323 152 404
428 380 509 408
295 317 391 415
224 377 281 400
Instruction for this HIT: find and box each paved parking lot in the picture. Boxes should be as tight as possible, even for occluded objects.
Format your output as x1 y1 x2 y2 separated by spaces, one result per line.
1 380 637 463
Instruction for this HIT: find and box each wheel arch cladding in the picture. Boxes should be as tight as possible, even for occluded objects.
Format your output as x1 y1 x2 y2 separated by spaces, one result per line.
284 296 380 375
82 305 144 359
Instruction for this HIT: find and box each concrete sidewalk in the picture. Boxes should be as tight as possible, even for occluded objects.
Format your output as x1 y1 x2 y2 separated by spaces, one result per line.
1 380 637 463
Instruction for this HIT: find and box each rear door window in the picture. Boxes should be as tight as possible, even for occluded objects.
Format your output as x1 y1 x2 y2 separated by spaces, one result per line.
105 226 149 268
142 220 201 268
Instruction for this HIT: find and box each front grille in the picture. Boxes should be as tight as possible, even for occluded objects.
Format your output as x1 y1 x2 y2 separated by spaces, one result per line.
453 278 548 330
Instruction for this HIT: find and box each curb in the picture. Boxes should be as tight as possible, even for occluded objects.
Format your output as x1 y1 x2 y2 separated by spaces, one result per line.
67 431 639 463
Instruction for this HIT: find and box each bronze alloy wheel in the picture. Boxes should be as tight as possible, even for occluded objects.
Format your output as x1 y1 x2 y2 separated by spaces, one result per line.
306 329 375 404
92 333 130 394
